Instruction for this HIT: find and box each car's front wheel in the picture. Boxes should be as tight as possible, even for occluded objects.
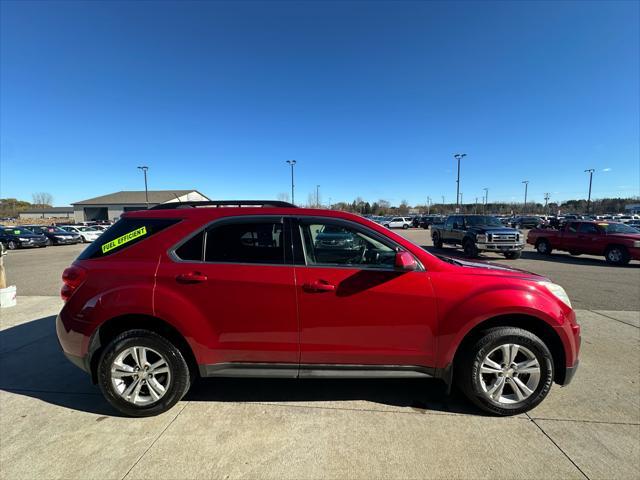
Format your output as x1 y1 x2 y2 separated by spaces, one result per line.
7 240 17 250
457 327 554 416
97 329 191 417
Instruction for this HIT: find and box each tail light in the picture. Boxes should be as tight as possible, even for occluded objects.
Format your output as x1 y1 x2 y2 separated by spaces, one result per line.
61 265 87 302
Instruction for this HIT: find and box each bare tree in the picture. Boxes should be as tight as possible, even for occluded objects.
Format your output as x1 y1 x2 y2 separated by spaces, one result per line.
276 192 290 203
32 192 53 209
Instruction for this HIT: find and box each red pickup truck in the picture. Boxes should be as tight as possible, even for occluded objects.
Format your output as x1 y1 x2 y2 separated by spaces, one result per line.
527 221 640 265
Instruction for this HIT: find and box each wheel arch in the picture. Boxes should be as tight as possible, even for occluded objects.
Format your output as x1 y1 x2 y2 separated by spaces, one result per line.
87 314 198 384
451 314 567 385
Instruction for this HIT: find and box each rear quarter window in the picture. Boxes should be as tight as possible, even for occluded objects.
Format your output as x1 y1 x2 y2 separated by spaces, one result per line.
78 218 179 259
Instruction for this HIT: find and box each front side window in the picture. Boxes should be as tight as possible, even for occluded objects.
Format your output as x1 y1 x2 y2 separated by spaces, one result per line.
300 221 396 268
578 223 599 234
204 221 284 264
567 222 579 233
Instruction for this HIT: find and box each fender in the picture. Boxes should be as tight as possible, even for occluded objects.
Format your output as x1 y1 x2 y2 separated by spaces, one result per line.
432 274 576 369
152 283 221 365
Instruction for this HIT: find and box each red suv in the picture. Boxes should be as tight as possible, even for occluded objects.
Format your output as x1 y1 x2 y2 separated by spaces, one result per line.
57 201 580 417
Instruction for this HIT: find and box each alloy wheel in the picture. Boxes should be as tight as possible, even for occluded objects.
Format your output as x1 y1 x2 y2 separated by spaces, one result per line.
478 343 541 404
110 346 171 406
607 248 622 263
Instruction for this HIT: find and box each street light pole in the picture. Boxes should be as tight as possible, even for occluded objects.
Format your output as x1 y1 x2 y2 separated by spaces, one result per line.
454 153 466 213
483 187 489 214
137 166 149 208
584 169 595 214
522 180 529 213
286 160 297 205
316 184 320 207
544 193 551 215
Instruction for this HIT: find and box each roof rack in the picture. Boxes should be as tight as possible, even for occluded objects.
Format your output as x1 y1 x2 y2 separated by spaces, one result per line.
150 200 297 210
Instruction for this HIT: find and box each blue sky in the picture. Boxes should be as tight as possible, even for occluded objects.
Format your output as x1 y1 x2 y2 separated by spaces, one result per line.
1 0 638 207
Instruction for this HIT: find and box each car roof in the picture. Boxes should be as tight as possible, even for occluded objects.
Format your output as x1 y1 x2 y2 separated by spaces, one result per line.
122 206 368 223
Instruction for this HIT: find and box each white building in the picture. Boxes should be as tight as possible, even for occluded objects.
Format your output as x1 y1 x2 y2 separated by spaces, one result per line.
72 190 209 222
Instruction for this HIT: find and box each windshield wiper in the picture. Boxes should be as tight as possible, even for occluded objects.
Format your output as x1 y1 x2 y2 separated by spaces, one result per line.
436 254 463 266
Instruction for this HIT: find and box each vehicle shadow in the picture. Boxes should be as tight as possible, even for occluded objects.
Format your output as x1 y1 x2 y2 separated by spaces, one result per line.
0 315 482 417
421 245 639 267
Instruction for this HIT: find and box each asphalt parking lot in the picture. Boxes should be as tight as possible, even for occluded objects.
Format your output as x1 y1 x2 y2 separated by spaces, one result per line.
1 228 639 479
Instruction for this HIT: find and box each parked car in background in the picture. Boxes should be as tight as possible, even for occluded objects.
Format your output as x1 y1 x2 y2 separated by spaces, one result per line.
57 200 579 417
616 215 640 224
382 217 412 229
431 215 525 259
419 215 445 229
511 216 543 229
527 221 640 265
23 225 82 246
60 225 103 243
0 226 48 249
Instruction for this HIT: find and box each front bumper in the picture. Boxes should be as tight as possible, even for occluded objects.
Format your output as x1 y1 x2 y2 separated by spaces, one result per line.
562 361 579 386
53 237 80 244
630 247 640 261
19 239 48 247
476 242 525 252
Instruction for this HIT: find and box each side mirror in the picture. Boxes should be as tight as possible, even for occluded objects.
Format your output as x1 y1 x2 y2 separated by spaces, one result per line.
395 251 418 271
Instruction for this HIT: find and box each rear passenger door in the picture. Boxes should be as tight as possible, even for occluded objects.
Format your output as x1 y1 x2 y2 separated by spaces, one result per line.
158 217 299 367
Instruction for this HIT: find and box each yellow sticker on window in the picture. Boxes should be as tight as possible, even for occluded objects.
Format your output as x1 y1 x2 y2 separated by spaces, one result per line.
101 226 147 254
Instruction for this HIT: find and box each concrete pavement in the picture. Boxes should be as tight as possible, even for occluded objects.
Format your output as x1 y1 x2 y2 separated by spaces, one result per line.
1 297 638 479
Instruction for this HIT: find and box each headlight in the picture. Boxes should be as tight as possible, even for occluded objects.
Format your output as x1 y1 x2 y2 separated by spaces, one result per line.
476 234 487 242
633 241 640 248
539 281 572 308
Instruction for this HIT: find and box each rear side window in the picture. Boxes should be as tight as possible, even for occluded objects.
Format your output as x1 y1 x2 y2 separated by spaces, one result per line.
78 218 179 259
205 221 284 264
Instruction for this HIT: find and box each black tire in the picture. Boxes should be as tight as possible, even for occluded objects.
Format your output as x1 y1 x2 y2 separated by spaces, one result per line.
604 245 630 266
402 224 409 229
535 239 552 255
463 239 479 258
7 240 17 250
504 251 521 260
569 251 581 256
432 233 443 249
456 327 554 416
46 238 53 246
97 329 191 417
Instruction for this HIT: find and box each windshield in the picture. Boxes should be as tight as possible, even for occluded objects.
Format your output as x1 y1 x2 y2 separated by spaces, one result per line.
465 216 503 227
599 223 639 234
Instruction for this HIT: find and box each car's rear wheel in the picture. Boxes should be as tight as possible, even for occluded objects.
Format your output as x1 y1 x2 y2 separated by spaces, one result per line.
605 246 630 266
97 329 191 417
535 239 552 255
432 233 443 249
7 240 17 250
402 224 409 229
457 327 554 416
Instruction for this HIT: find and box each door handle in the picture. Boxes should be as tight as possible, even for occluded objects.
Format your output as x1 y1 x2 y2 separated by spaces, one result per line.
176 272 208 284
303 280 336 293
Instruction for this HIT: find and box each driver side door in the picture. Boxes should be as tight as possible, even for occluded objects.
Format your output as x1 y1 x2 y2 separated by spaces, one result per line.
292 217 438 368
